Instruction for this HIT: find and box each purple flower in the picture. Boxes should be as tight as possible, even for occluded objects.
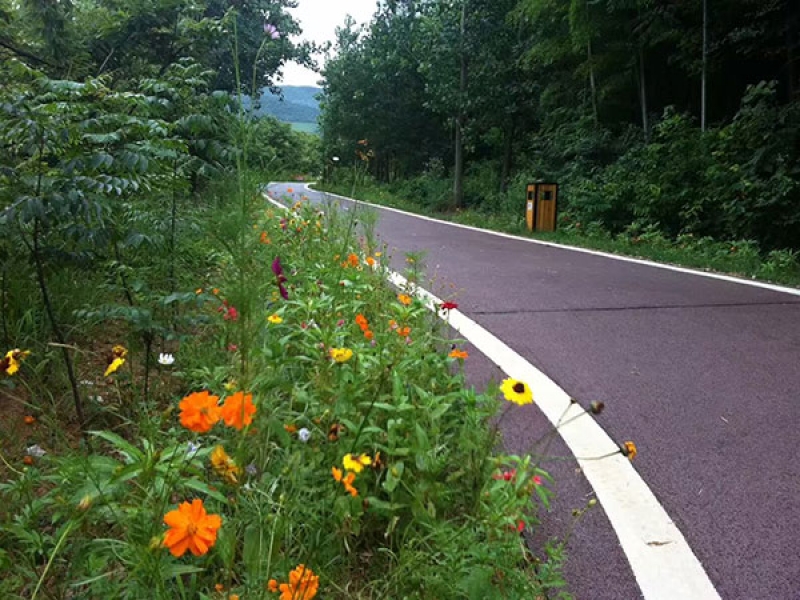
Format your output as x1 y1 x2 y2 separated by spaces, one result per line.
263 23 280 40
272 257 289 300
272 257 284 278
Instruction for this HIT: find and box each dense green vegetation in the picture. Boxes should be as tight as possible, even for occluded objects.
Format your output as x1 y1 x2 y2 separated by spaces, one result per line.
321 0 800 264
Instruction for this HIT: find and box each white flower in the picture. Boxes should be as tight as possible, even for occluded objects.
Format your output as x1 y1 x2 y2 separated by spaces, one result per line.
298 428 311 443
186 441 200 456
26 444 46 458
91 395 104 404
158 353 175 366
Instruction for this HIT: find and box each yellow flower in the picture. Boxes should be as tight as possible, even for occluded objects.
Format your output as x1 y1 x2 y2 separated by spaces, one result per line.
329 348 353 363
397 293 412 306
2 349 31 376
111 345 127 358
268 314 283 324
500 378 533 406
343 453 371 473
210 445 242 484
104 357 125 377
623 441 638 461
224 380 237 392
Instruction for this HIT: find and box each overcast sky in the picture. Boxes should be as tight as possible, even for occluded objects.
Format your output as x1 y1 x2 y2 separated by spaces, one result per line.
281 0 377 87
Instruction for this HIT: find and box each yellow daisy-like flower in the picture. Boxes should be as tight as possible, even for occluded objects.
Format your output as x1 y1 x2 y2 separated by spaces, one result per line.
500 378 533 406
343 453 371 474
104 357 125 377
267 314 283 324
329 348 353 363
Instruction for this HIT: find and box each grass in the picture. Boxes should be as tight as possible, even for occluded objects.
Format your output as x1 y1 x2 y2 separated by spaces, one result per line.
319 181 800 288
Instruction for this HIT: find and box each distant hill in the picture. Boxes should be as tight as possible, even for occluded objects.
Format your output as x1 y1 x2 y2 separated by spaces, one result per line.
255 86 320 131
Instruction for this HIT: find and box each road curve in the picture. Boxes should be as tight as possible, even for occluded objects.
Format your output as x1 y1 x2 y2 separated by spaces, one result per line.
268 183 800 600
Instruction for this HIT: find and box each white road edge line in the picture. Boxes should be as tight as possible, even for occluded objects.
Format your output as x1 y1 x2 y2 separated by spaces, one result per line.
264 185 721 600
309 183 800 298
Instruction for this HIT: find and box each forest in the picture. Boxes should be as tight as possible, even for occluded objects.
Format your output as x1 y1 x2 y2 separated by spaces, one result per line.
321 0 800 254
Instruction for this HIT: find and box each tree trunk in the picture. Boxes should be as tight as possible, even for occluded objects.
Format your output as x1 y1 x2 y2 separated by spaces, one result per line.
639 45 649 142
587 40 599 124
701 0 708 131
500 118 514 193
453 1 468 209
787 3 796 100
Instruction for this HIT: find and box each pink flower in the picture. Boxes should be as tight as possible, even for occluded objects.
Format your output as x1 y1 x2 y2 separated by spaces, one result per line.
336 319 345 327
228 344 238 352
263 23 280 40
532 475 543 486
223 306 239 321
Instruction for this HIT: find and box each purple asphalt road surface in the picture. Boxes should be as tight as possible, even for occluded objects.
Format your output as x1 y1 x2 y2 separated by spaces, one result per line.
269 184 800 600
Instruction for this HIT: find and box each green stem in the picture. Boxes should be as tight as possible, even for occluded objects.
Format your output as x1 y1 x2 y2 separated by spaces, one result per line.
31 520 76 600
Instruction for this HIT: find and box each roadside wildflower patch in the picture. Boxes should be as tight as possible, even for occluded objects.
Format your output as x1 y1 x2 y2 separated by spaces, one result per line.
0 191 583 598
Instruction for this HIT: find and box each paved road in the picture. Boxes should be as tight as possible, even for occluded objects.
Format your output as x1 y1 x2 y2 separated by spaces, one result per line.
269 183 800 600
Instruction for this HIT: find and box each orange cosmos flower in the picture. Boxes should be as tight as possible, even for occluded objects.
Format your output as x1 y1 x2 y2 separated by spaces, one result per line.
24 415 36 425
396 327 411 337
449 349 469 359
179 391 221 433
365 256 375 267
355 314 368 329
364 330 374 341
342 472 357 497
278 564 319 600
220 391 256 430
397 293 412 306
163 498 222 557
347 253 359 267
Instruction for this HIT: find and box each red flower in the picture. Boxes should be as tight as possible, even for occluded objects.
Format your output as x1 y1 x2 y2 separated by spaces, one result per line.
440 302 459 311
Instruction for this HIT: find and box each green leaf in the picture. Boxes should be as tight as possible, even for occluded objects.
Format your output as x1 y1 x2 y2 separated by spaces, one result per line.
89 431 144 463
181 478 228 504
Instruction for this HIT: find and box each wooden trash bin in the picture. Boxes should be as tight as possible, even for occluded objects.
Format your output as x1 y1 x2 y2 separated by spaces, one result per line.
525 182 558 232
